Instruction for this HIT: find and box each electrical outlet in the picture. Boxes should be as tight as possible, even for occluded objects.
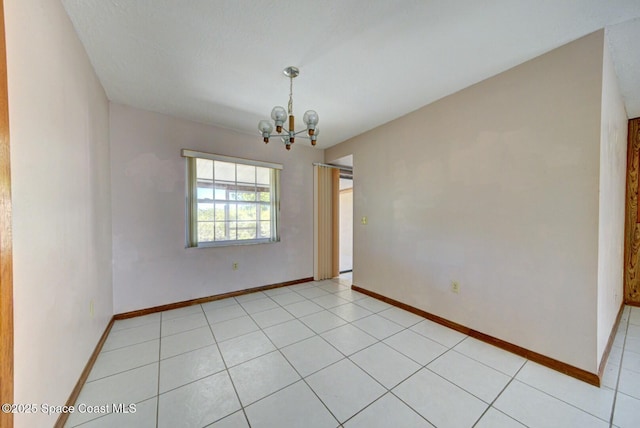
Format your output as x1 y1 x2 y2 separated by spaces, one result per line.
451 281 460 293
232 262 239 271
361 216 368 225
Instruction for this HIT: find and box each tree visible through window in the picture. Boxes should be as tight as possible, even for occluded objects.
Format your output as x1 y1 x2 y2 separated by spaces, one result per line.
182 150 281 247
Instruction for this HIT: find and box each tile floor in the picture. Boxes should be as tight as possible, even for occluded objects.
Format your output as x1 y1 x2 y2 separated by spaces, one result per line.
65 278 640 427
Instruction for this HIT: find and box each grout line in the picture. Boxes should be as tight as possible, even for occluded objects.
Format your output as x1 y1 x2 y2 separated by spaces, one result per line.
450 336 528 377
159 341 216 362
155 311 163 428
446 348 525 379
84 358 159 384
200 304 251 426
341 390 432 427
510 364 615 424
155 366 227 397
384 336 449 368
388 389 439 427
100 336 159 354
159 323 211 339
608 309 630 428
419 364 496 408
470 361 529 427
110 317 161 333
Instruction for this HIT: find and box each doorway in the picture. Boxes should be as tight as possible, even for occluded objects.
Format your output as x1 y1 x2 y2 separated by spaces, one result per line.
339 175 353 277
313 155 353 283
327 155 353 283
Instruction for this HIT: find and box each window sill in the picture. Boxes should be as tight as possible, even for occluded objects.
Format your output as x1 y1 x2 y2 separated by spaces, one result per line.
186 238 280 249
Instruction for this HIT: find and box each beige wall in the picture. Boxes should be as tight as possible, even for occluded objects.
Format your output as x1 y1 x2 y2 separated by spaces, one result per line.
5 0 113 426
327 31 608 373
597 40 627 365
110 104 323 313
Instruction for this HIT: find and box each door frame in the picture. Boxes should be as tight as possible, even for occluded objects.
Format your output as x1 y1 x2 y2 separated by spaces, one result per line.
0 0 14 426
624 117 640 306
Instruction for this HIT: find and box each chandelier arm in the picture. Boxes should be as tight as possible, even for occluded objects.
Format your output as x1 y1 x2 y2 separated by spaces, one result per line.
292 129 311 137
266 131 310 140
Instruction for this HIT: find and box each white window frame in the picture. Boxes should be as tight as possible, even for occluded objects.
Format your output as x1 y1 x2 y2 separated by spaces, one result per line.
182 149 282 248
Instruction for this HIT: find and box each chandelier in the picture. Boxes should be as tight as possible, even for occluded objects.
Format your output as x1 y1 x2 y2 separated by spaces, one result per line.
258 66 319 150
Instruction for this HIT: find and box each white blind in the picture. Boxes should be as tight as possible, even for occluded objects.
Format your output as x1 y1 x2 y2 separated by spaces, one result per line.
181 149 283 170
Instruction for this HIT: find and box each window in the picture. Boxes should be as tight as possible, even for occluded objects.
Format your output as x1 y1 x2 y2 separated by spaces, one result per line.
182 150 282 247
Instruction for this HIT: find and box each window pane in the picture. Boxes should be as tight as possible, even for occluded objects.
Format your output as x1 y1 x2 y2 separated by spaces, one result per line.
227 185 238 201
198 203 214 221
237 203 257 221
260 205 270 220
228 226 237 241
198 222 214 242
258 191 270 202
259 223 271 238
197 187 213 201
218 203 238 221
214 161 235 182
214 182 234 200
214 187 227 200
256 167 270 185
197 159 213 179
214 222 227 240
237 221 257 240
236 189 256 201
237 164 256 184
228 203 237 221
214 204 226 221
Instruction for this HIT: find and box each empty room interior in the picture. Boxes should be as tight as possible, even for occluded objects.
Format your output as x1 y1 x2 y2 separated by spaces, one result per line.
3 1 640 427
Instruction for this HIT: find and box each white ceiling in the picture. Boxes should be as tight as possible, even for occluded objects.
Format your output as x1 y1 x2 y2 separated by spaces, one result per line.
61 0 640 149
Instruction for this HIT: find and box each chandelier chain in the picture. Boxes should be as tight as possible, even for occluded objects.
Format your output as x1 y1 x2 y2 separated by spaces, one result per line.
288 76 293 115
